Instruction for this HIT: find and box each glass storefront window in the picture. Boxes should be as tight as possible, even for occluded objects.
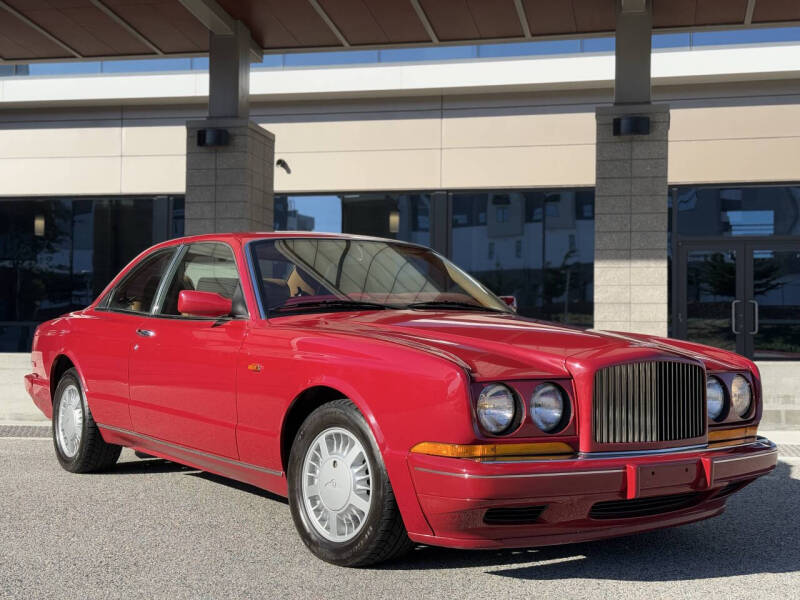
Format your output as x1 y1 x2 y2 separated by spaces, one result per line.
274 193 430 246
675 185 800 237
0 196 184 351
450 189 595 327
671 184 800 360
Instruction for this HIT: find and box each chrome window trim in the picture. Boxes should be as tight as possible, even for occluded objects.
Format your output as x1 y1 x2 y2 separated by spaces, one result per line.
150 244 186 316
244 240 267 320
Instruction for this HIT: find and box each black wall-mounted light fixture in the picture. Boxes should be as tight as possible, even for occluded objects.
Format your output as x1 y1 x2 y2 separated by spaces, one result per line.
613 116 650 136
276 159 291 174
196 128 230 147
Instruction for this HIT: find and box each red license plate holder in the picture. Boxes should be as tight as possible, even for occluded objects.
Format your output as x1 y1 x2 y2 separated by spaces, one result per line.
626 460 700 499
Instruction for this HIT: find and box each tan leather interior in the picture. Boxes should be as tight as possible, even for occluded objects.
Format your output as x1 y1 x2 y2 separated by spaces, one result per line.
287 267 315 296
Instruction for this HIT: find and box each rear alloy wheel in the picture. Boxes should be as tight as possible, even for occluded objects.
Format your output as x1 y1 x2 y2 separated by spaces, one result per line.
52 368 121 473
288 399 413 567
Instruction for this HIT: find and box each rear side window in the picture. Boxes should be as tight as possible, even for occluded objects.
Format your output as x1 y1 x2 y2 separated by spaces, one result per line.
107 249 174 314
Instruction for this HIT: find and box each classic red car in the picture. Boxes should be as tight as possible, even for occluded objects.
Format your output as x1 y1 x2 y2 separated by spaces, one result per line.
25 232 777 566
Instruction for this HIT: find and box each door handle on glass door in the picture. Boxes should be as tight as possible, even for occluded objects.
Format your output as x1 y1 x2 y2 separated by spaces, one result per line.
731 300 741 334
749 300 759 335
136 329 155 337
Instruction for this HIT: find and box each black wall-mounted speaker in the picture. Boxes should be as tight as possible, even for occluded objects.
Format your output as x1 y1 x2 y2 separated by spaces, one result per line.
612 116 650 136
197 128 230 147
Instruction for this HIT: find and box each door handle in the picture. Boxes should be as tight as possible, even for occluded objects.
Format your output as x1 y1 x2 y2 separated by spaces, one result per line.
731 300 741 334
136 329 155 337
749 300 759 335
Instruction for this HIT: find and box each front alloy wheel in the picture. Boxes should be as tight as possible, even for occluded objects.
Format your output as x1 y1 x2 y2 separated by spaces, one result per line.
288 399 412 567
301 427 373 542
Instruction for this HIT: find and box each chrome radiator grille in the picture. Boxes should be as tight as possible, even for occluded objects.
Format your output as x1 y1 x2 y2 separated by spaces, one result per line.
593 361 706 444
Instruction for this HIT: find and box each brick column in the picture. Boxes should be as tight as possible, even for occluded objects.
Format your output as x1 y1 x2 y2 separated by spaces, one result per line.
593 103 669 336
185 118 275 235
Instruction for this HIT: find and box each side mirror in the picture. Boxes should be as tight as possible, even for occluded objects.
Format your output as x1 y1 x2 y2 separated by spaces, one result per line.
499 295 518 312
178 290 232 318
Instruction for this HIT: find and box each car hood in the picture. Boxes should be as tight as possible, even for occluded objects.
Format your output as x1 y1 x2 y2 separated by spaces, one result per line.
282 310 748 380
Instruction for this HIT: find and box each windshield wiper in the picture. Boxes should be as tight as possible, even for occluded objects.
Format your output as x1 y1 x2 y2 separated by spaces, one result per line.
405 300 506 313
269 299 392 314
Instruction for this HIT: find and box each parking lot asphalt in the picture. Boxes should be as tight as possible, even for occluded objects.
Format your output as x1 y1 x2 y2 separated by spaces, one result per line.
1 438 798 600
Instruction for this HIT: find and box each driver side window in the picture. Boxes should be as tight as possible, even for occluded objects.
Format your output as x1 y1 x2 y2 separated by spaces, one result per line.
160 242 246 317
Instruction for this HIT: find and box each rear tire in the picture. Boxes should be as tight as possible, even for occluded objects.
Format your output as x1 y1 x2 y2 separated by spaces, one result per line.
288 399 413 567
52 368 121 473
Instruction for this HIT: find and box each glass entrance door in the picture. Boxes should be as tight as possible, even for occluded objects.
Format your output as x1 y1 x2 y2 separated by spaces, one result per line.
677 241 800 360
747 244 800 360
678 244 744 354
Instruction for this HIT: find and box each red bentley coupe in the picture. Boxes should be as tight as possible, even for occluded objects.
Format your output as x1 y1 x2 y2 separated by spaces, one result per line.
25 233 777 566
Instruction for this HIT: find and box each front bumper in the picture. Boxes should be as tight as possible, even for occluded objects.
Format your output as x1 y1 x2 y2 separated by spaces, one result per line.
407 437 777 549
24 373 52 419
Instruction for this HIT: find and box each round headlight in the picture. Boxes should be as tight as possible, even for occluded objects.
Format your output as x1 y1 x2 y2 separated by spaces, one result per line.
731 375 752 418
477 384 516 434
706 376 726 421
531 383 567 433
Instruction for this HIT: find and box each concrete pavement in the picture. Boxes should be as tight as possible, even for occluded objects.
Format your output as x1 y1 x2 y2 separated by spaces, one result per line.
1 438 798 600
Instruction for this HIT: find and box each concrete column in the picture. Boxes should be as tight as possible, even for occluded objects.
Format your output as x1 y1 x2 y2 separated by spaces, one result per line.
184 20 275 235
185 118 274 234
614 0 652 105
593 103 669 336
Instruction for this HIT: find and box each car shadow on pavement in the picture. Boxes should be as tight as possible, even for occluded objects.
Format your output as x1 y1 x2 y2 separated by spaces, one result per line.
189 471 289 504
102 457 197 475
107 456 289 503
384 461 799 581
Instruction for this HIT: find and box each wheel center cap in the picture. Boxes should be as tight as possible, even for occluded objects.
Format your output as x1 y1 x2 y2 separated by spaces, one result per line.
317 458 351 511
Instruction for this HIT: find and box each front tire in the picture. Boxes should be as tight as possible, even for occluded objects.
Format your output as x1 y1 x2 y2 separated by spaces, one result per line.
52 368 121 473
288 399 413 567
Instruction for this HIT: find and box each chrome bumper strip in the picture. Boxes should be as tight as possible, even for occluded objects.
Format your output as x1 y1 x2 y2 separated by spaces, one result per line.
414 466 624 479
414 437 777 475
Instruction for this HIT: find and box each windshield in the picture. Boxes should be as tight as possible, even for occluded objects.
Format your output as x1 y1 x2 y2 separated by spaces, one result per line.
250 237 511 316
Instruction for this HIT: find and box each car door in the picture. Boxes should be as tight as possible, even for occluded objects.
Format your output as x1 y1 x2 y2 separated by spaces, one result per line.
76 247 177 430
128 242 249 459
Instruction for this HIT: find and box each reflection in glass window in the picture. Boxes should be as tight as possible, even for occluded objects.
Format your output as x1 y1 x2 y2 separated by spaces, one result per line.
107 249 175 314
0 196 184 351
478 40 581 58
676 186 800 237
450 189 594 327
284 50 379 67
274 193 430 246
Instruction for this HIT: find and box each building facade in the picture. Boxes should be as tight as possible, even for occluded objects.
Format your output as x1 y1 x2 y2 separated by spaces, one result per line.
1 35 799 425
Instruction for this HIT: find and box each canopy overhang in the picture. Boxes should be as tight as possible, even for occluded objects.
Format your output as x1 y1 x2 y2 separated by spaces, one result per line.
0 0 798 64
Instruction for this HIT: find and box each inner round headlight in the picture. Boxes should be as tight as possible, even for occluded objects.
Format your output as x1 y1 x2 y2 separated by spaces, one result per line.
731 375 753 417
531 383 566 433
477 384 516 434
706 376 726 421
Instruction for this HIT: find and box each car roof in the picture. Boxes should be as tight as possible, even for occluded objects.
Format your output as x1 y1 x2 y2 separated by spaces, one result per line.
155 231 427 248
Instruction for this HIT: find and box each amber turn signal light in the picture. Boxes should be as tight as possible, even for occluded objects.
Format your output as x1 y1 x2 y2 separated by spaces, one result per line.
410 441 575 459
708 426 758 443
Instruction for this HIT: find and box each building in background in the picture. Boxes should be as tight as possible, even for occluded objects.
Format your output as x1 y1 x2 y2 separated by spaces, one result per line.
1 28 799 425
